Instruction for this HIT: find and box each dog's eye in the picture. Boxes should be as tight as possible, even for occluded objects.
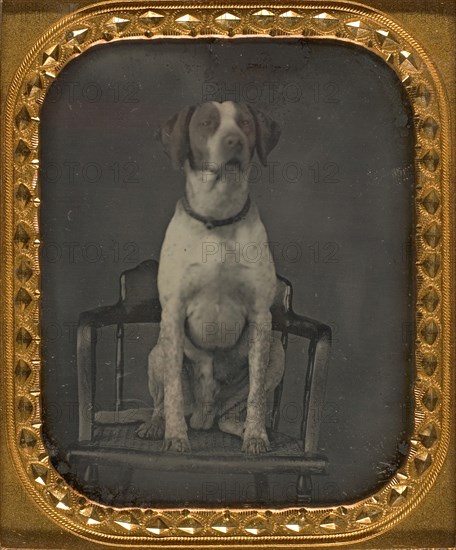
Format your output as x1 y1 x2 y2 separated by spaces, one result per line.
201 120 211 127
240 119 250 127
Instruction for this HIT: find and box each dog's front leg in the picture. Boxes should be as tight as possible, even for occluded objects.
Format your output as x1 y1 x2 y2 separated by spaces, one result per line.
159 302 190 452
242 310 272 455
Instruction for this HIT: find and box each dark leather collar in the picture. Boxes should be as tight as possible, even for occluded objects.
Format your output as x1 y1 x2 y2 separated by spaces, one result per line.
181 195 251 230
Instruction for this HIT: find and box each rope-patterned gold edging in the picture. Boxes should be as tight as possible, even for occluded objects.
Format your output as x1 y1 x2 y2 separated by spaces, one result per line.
2 1 452 546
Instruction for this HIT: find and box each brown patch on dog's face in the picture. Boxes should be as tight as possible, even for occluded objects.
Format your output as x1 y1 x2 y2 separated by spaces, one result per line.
188 102 256 174
233 103 256 156
188 103 221 170
160 101 280 172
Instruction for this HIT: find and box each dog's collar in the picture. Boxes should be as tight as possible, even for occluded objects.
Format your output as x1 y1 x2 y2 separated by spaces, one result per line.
181 195 251 230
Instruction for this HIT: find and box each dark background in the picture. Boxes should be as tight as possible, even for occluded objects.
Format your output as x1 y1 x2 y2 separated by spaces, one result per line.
40 38 415 506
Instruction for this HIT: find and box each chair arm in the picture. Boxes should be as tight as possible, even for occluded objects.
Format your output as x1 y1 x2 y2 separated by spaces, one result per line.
285 311 332 342
77 299 161 441
78 300 162 329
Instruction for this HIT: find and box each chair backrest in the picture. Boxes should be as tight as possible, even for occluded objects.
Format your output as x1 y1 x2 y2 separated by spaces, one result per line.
271 275 293 334
119 259 293 331
119 259 159 308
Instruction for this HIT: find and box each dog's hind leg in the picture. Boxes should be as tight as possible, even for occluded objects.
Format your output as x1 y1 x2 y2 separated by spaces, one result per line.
217 372 248 438
218 333 285 440
184 338 217 430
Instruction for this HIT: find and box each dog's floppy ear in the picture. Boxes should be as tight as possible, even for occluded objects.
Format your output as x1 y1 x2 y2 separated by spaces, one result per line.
247 106 281 166
160 106 195 170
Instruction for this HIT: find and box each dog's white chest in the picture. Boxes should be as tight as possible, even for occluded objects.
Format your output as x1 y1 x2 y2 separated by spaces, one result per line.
157 206 276 349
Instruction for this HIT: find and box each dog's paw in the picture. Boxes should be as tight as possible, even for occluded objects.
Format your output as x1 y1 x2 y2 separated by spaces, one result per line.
136 417 165 440
190 409 215 430
162 437 191 452
242 434 270 455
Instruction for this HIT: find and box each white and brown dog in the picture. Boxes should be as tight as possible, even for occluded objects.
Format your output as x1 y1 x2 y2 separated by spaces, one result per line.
137 101 285 454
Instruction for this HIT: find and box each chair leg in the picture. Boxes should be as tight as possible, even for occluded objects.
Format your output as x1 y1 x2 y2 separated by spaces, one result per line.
118 467 134 504
82 462 100 502
254 473 270 504
83 462 99 485
296 474 312 505
103 467 135 506
84 464 134 506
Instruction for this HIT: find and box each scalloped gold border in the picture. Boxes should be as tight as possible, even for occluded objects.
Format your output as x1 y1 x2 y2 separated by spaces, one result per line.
2 1 452 546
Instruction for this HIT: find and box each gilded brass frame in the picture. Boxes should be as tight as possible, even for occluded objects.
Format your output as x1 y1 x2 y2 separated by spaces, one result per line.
1 0 453 546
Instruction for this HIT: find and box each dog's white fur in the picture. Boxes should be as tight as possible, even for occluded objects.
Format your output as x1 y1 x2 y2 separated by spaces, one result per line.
99 101 284 454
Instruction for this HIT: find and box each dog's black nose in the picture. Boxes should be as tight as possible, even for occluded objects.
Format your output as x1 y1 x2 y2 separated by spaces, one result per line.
224 133 242 149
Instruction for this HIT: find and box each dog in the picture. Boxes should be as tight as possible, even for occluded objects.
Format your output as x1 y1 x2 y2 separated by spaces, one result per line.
97 101 285 454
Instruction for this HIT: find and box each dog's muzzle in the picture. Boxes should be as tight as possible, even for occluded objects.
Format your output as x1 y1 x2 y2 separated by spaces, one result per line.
223 132 243 151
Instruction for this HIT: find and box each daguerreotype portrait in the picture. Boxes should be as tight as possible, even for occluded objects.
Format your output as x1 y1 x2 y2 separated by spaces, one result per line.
40 35 418 509
1 1 454 548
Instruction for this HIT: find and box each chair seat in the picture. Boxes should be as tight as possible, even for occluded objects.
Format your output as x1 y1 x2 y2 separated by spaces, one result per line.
67 424 327 475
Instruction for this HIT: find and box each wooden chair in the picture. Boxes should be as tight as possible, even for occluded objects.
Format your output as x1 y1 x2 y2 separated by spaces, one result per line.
67 259 331 506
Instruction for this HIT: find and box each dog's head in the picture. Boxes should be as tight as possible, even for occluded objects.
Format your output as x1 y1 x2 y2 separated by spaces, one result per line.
160 101 281 178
